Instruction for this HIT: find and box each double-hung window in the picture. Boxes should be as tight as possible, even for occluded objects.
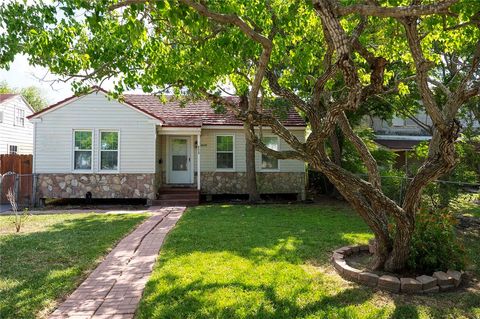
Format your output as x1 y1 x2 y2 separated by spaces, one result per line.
216 135 234 170
9 145 17 155
14 108 25 127
100 131 119 171
73 130 92 170
261 136 279 170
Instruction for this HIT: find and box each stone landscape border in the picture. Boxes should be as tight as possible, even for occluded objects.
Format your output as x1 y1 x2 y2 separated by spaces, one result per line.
331 245 464 294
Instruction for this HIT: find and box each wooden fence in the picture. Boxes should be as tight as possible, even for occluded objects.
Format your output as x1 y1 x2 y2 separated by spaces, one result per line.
0 154 33 205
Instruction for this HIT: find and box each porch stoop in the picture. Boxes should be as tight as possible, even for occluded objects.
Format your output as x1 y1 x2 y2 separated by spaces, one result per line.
152 187 200 206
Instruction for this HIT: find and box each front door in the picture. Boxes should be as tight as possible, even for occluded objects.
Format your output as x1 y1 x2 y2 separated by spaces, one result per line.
169 137 191 184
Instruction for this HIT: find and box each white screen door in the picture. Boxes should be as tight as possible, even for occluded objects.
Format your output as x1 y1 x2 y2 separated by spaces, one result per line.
169 137 191 184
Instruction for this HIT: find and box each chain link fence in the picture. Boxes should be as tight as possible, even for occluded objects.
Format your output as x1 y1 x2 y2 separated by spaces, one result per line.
308 170 480 208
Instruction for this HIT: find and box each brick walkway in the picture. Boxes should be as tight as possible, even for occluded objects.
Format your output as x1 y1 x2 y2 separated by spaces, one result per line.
49 206 185 319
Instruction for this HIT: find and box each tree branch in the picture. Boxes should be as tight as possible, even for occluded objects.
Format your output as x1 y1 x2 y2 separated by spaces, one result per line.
108 0 149 11
242 110 307 156
178 0 271 47
336 0 457 18
401 18 447 131
265 70 310 113
337 112 381 189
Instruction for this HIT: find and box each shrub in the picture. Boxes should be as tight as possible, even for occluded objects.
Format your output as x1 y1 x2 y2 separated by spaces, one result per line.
407 208 466 273
380 169 406 204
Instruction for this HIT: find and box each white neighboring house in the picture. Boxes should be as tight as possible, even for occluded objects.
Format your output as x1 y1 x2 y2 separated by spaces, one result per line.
0 94 34 155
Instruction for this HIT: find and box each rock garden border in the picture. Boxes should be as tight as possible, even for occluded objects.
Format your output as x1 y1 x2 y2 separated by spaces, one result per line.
331 245 464 294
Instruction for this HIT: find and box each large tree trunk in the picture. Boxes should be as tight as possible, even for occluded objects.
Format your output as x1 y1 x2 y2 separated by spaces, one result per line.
328 132 343 199
240 94 261 203
245 124 261 203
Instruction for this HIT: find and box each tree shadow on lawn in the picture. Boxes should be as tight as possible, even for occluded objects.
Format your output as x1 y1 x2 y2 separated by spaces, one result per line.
166 204 373 265
138 204 480 319
0 214 145 319
140 275 381 319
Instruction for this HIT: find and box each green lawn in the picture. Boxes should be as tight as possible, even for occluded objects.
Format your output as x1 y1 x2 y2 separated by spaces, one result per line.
0 213 148 319
137 204 480 319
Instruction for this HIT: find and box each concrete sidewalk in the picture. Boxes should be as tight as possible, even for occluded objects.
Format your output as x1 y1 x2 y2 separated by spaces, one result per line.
0 204 11 213
49 206 185 319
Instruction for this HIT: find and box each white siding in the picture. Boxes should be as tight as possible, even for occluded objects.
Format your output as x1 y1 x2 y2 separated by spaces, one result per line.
34 92 158 173
158 128 305 178
197 128 305 173
0 96 34 154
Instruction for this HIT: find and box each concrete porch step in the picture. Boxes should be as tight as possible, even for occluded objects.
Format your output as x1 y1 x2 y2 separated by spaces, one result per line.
152 199 199 207
155 187 200 207
158 187 199 194
157 193 200 200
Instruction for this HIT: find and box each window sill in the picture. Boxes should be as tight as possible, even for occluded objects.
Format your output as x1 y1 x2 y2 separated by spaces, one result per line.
98 170 120 174
72 170 93 174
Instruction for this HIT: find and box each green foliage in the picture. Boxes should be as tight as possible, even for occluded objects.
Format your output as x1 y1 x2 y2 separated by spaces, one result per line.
411 133 480 209
1 0 478 109
379 169 406 205
0 81 47 111
18 86 48 111
407 208 466 274
339 126 398 175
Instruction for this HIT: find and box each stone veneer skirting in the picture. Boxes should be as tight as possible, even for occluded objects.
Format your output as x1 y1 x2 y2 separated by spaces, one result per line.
332 245 465 294
38 171 305 201
199 172 306 195
37 173 157 200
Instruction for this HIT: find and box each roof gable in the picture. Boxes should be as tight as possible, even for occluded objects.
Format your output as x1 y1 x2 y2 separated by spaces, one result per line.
27 89 164 123
0 94 35 113
0 93 18 104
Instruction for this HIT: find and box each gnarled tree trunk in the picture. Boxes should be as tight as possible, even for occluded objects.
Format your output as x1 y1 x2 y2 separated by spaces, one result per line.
245 124 260 203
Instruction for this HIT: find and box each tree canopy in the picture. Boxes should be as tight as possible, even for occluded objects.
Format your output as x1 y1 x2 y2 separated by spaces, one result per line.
0 81 48 111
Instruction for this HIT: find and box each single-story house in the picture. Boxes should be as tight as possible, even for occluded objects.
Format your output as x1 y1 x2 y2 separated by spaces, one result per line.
28 88 307 204
0 93 34 154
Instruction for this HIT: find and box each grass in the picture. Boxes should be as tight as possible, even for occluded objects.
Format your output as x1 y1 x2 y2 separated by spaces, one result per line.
0 212 148 319
450 194 480 218
137 204 480 319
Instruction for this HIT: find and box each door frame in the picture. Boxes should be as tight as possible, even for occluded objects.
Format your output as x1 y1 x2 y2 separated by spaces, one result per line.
166 136 194 184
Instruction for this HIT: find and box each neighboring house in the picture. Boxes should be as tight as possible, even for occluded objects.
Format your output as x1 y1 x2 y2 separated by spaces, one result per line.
28 88 307 203
367 112 480 168
0 93 34 155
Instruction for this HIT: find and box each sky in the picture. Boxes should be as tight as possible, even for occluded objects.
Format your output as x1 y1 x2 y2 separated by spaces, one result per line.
0 54 122 104
0 55 74 104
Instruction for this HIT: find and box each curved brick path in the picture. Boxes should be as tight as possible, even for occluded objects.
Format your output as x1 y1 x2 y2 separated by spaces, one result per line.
49 206 185 319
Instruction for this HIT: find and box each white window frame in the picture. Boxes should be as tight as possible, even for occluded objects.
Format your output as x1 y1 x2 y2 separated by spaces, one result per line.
0 111 3 123
98 130 120 173
72 129 93 172
260 135 280 172
9 145 18 155
215 134 235 171
14 108 25 127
